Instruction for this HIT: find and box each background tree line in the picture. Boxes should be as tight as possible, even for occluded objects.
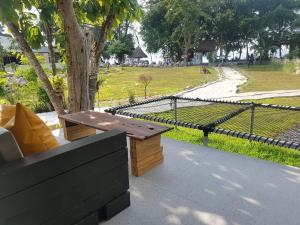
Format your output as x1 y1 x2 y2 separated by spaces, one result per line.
141 0 300 63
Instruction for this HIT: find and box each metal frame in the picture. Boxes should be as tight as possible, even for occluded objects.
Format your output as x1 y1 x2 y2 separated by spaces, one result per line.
105 96 300 150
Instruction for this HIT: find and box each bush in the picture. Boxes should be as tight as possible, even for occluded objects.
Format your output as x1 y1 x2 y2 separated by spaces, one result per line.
52 74 66 91
288 48 300 60
128 90 136 104
0 78 7 97
2 67 54 112
15 67 37 82
19 54 46 65
32 101 51 113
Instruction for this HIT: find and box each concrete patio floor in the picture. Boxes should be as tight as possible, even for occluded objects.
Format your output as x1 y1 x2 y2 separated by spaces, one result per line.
100 137 300 225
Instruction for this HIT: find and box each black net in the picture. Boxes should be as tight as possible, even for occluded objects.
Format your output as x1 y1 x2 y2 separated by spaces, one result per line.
106 96 300 150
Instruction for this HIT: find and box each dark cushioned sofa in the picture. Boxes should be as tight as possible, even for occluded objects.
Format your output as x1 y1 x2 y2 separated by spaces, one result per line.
0 129 130 225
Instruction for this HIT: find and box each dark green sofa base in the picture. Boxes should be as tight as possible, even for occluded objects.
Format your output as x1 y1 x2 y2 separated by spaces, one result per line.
0 130 130 225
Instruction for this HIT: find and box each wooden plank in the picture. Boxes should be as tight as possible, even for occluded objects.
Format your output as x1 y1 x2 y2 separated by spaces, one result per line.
43 165 129 225
131 151 164 176
59 111 171 140
63 123 96 141
0 152 129 225
132 155 164 176
130 134 164 176
130 135 162 160
75 213 98 225
103 191 130 220
131 144 163 161
131 135 161 151
133 151 164 169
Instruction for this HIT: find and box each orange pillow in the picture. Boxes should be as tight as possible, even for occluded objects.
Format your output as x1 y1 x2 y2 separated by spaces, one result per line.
4 103 59 156
0 104 16 126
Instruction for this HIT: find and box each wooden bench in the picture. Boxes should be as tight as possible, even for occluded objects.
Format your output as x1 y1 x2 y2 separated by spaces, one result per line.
59 111 172 176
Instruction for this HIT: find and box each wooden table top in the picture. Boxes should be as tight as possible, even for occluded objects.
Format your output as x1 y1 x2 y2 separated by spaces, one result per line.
59 111 172 140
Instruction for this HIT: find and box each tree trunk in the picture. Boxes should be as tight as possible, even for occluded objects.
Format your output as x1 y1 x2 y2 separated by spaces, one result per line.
57 0 89 113
88 50 99 110
246 43 249 60
184 36 192 66
6 22 65 115
88 14 115 110
239 47 242 60
279 45 282 59
44 22 57 76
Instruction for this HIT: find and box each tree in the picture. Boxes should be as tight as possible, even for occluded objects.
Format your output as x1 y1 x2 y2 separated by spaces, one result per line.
76 0 141 109
0 0 140 114
141 0 183 62
1 0 65 115
138 75 152 99
165 0 209 65
0 42 6 70
249 0 300 59
108 33 135 64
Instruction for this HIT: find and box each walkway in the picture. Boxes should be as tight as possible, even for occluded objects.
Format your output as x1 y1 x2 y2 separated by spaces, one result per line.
180 67 247 99
180 67 300 101
100 137 300 225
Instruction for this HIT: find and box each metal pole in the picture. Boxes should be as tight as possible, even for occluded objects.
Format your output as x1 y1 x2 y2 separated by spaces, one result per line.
250 103 255 135
174 98 178 122
203 130 209 146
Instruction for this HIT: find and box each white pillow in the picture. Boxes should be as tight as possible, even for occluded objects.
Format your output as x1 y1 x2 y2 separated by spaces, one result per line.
0 127 23 164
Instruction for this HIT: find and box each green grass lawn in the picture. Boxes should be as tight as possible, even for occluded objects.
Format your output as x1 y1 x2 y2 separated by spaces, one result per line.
163 126 300 168
249 96 300 106
98 66 218 104
237 62 300 92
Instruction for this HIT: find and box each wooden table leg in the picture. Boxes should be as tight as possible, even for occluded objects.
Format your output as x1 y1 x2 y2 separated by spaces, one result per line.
130 134 164 176
61 119 96 141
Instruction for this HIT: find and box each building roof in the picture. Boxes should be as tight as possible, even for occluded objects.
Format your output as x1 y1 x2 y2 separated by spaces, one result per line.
130 46 147 59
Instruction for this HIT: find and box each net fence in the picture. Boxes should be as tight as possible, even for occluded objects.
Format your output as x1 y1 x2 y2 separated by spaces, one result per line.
106 96 300 150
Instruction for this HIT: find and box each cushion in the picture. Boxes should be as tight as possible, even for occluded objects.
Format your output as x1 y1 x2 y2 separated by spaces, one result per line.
4 103 59 156
0 104 15 127
0 127 23 165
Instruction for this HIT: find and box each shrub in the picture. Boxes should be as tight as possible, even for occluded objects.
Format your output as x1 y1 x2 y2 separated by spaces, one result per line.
0 77 7 97
19 54 46 65
19 67 37 82
128 90 136 104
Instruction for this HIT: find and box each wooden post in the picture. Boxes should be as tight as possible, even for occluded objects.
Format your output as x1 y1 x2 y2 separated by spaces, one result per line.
130 134 164 176
61 119 96 141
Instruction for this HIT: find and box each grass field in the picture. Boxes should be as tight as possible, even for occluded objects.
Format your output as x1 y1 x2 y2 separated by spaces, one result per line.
97 66 218 104
237 62 300 92
249 96 300 106
163 127 300 168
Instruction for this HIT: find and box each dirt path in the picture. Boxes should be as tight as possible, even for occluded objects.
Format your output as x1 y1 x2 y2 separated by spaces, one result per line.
180 67 300 101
